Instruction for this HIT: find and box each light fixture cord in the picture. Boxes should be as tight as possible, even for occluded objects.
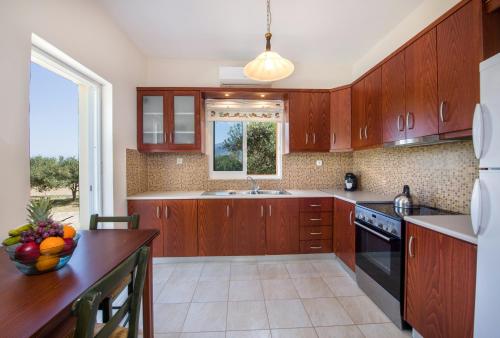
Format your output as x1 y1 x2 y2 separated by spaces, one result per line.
265 0 272 51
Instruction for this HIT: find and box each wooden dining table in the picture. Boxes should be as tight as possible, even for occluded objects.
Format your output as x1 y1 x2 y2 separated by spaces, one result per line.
0 229 159 338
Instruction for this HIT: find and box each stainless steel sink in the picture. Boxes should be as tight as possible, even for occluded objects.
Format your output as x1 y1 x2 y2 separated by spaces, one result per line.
201 190 238 196
202 190 290 196
242 190 291 195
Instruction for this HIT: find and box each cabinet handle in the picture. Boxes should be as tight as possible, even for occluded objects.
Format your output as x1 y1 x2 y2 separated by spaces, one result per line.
310 246 322 249
309 204 321 207
164 205 169 219
349 211 353 225
313 132 316 144
261 205 264 217
364 125 368 139
359 127 363 140
309 218 322 221
268 205 272 216
310 232 322 235
409 235 415 257
439 101 446 123
406 112 415 130
156 206 161 219
163 132 167 143
332 132 336 145
397 114 404 131
226 205 230 218
406 112 410 130
305 133 309 144
169 132 173 143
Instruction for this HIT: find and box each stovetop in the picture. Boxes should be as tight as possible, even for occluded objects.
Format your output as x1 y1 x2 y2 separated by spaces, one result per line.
358 202 456 220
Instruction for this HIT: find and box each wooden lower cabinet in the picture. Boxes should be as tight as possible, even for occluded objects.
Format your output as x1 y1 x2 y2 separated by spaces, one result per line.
127 200 164 257
405 222 477 338
163 200 198 257
233 199 267 255
266 199 300 254
333 198 355 271
198 199 233 256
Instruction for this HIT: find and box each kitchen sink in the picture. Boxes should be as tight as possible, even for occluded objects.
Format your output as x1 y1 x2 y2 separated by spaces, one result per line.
201 190 290 196
242 190 290 195
201 190 238 196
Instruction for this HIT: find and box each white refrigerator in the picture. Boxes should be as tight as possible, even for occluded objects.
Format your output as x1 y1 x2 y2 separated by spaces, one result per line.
472 52 500 338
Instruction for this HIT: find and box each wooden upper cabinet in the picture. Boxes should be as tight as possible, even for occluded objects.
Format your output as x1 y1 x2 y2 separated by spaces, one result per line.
288 92 330 152
266 199 300 254
198 199 233 256
233 199 266 255
405 223 476 338
404 29 438 139
437 1 479 134
163 200 198 257
333 198 355 271
382 52 406 143
363 68 382 147
137 89 201 152
330 88 351 151
351 80 365 149
127 200 164 257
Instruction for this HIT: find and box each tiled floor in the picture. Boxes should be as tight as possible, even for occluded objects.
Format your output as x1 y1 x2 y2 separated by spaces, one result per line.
145 256 411 338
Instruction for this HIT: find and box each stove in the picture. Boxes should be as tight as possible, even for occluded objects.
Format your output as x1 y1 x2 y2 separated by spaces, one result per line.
354 202 455 330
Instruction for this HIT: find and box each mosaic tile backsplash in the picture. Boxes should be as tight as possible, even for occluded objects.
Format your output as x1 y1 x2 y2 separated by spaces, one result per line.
126 141 478 214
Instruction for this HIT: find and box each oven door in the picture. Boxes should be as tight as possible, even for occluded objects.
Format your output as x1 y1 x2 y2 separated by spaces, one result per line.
355 221 401 300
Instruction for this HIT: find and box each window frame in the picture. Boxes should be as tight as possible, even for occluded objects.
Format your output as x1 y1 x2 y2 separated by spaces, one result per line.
207 120 282 180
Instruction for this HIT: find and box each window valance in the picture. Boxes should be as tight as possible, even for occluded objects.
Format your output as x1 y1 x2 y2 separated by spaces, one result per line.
205 99 284 122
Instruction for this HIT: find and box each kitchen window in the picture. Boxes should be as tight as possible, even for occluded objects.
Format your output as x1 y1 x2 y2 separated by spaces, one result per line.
206 99 283 180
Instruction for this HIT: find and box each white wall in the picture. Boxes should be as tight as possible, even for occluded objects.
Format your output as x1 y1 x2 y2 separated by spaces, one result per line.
0 0 146 233
352 0 461 79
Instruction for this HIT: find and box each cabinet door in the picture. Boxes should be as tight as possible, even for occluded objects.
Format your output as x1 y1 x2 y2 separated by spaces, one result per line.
163 200 198 257
330 88 351 151
309 92 331 151
364 68 382 147
289 92 313 151
266 199 300 254
382 52 406 143
334 199 355 271
233 199 266 255
437 2 479 134
198 199 233 256
351 80 366 149
127 200 164 257
168 91 201 151
404 29 438 139
137 91 169 152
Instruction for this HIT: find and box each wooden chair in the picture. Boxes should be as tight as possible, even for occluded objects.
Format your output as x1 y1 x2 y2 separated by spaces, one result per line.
72 246 149 338
89 214 140 322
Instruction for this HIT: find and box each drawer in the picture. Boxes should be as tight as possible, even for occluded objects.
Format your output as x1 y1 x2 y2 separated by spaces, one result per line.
300 212 332 226
300 240 333 253
300 198 333 212
300 226 332 240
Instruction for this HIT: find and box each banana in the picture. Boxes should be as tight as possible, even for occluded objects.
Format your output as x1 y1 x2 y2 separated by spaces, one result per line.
2 236 21 246
8 224 32 237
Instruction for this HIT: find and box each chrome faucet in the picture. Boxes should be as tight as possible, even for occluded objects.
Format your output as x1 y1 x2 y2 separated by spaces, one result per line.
247 176 260 194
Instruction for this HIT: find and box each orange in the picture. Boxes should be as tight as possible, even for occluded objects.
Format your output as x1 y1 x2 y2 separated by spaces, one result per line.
35 255 60 271
63 225 76 239
39 237 65 255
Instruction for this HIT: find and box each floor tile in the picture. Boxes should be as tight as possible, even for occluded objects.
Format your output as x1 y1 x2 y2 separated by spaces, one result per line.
154 264 176 282
315 326 364 338
262 279 298 300
270 328 318 338
193 280 229 302
229 280 264 301
357 323 411 338
311 261 347 277
285 262 320 278
153 334 181 338
226 330 271 338
258 263 290 279
227 301 269 330
231 263 260 280
323 276 364 297
169 263 203 282
338 296 390 324
156 280 198 303
180 333 225 338
153 280 166 302
199 263 231 281
302 298 353 326
153 303 189 333
182 302 227 332
266 299 312 329
292 278 334 299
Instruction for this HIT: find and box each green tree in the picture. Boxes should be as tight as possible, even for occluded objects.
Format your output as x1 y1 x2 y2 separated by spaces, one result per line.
222 122 243 153
30 156 60 192
247 122 276 175
214 122 243 171
58 157 79 201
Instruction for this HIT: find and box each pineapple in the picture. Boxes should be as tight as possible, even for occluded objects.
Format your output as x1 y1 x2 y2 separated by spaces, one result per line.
26 197 53 228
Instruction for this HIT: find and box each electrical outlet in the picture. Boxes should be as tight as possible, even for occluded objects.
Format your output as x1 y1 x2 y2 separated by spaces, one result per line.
316 159 323 167
176 158 183 165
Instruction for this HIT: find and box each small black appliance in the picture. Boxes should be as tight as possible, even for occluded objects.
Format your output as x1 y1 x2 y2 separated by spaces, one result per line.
344 173 357 191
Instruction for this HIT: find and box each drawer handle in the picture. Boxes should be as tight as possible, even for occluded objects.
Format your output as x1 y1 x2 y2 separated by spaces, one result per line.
309 204 321 207
309 218 322 221
409 235 415 258
310 246 322 249
156 206 161 219
310 232 322 235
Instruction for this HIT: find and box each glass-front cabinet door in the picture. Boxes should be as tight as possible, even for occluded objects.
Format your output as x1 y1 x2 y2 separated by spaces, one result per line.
138 91 168 151
168 91 200 150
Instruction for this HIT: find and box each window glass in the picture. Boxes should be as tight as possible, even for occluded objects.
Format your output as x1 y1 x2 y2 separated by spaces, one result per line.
247 121 277 175
213 121 243 171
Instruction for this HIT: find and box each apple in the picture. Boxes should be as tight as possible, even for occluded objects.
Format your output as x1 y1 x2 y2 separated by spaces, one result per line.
61 238 75 256
15 242 40 264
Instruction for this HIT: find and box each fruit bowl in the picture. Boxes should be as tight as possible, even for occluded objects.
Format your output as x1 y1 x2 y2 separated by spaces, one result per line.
5 233 80 275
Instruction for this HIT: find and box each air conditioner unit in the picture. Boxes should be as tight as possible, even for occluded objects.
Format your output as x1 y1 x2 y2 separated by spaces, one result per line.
218 66 271 87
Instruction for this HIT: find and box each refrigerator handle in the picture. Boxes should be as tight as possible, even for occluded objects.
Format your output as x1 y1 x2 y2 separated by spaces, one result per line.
471 178 483 235
473 103 484 160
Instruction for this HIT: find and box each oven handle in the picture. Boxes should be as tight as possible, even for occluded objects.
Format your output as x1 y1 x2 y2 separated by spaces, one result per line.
355 221 393 242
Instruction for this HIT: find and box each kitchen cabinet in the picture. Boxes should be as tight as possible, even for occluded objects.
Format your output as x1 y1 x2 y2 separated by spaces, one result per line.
163 200 198 257
127 200 164 257
198 199 233 256
405 222 476 338
404 29 438 139
266 199 300 254
299 198 333 253
233 199 266 255
330 87 351 151
382 51 406 143
288 91 330 152
333 198 355 271
351 69 382 149
137 89 201 152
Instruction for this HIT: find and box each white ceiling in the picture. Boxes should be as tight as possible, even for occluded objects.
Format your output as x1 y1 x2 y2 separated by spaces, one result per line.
97 0 423 65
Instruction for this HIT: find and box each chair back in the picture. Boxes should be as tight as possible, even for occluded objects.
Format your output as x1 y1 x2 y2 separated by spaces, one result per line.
89 214 140 230
72 246 150 338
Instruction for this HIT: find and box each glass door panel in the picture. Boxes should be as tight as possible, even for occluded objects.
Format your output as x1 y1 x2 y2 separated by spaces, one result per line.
142 95 164 144
173 95 195 144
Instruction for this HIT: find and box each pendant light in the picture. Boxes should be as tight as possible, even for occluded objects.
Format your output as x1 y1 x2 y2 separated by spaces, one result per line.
244 0 294 82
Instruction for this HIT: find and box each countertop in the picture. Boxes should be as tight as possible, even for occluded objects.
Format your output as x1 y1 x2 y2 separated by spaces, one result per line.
127 189 393 204
404 215 477 245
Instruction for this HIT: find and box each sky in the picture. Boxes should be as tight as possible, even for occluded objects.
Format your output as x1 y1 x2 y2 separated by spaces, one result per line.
29 62 79 158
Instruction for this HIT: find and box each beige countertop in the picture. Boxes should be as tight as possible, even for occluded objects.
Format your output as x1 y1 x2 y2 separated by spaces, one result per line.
404 215 477 245
320 189 393 204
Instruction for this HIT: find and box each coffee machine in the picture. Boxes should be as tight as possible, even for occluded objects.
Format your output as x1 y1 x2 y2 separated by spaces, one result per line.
344 173 357 191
